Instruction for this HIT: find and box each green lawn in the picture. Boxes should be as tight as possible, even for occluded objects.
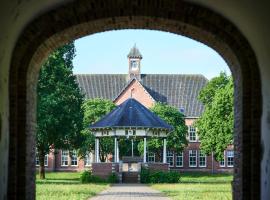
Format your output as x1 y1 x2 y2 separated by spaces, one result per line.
151 172 233 200
36 172 232 200
36 172 109 200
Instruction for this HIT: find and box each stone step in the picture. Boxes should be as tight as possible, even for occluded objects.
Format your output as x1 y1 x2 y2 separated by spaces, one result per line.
122 172 139 183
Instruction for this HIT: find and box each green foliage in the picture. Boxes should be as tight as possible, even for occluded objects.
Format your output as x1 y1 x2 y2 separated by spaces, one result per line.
140 167 151 183
195 72 234 160
138 103 187 158
140 167 181 183
198 72 230 106
107 173 119 183
80 171 106 183
80 98 116 161
36 42 84 178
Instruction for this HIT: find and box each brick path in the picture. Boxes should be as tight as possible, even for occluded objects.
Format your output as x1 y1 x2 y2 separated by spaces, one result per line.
89 184 171 200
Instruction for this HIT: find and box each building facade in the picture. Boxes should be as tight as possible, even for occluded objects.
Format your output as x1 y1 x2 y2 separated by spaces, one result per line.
37 45 233 173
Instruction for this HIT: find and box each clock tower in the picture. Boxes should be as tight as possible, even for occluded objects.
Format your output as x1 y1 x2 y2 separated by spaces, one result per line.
127 44 142 80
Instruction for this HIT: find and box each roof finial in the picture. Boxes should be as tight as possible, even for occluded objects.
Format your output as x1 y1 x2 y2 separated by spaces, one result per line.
127 44 143 59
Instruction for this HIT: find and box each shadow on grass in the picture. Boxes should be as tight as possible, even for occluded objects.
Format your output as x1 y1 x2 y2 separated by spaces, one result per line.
161 190 231 197
180 181 232 184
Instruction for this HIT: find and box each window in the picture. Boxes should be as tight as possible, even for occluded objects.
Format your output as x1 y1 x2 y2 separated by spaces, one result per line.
36 154 48 166
189 150 197 167
199 151 206 167
219 151 226 167
71 150 78 166
166 151 174 167
227 150 234 167
84 152 91 166
131 60 138 70
176 152 183 167
147 152 155 163
188 126 197 142
61 150 69 166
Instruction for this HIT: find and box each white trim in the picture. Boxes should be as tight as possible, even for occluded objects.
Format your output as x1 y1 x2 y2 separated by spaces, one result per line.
189 150 197 167
176 152 183 167
199 151 207 167
84 152 92 166
227 150 234 167
147 152 155 163
188 126 197 142
219 151 226 167
166 151 174 167
71 150 78 166
61 150 69 166
35 154 48 167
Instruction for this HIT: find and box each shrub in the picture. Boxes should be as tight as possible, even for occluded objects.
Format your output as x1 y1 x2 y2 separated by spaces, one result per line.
80 170 106 183
140 168 181 183
107 173 119 183
80 171 92 183
166 171 181 183
140 167 151 183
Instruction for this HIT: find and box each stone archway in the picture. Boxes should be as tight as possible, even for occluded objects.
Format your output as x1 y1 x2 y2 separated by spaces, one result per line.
8 0 261 199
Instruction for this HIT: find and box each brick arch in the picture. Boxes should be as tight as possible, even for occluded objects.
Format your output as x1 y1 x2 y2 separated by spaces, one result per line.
9 0 261 199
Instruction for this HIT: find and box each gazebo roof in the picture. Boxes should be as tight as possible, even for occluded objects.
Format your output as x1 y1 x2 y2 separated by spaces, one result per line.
89 98 173 131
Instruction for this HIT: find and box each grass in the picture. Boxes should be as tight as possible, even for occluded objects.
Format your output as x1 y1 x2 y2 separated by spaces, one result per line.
36 172 109 200
151 172 233 200
36 171 233 200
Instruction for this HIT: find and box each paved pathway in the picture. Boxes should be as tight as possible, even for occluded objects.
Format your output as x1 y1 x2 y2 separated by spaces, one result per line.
89 184 171 200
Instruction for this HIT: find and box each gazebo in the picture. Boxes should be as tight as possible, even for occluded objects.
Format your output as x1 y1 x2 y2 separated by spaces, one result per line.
89 98 173 182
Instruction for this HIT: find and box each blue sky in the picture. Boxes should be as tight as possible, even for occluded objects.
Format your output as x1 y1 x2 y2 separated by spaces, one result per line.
73 30 230 80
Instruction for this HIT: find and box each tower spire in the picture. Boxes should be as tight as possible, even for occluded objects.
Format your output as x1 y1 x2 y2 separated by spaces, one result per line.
127 44 142 80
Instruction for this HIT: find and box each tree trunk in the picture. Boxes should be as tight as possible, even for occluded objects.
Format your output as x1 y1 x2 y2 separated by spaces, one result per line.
38 151 46 179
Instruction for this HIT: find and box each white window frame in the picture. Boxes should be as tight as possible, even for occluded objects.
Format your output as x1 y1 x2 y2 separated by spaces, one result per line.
166 151 174 167
227 150 234 167
61 150 69 166
147 152 155 163
219 151 226 167
71 150 78 166
36 154 48 167
188 126 197 142
189 150 197 167
176 152 183 167
199 151 207 167
84 152 91 166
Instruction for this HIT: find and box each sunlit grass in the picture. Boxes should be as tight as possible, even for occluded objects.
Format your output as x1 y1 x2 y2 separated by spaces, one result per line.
151 172 233 200
36 172 109 200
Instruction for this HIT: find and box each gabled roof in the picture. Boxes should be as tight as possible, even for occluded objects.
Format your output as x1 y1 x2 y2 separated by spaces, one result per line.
127 44 143 59
113 78 155 103
75 74 208 117
89 98 173 130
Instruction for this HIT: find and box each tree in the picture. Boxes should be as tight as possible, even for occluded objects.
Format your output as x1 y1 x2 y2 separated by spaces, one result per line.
81 98 116 162
36 42 84 179
138 102 188 160
195 72 233 160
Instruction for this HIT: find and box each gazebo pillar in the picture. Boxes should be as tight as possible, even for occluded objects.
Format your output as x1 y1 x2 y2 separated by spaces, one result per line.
114 137 117 163
131 139 134 157
117 138 119 162
95 138 100 163
143 137 147 163
163 138 167 163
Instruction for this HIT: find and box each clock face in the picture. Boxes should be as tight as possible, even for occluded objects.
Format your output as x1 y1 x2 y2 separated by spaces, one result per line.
131 60 138 70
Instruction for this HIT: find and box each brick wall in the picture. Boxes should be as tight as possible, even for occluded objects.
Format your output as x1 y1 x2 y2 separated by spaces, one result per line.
92 163 113 180
114 79 155 108
7 0 262 199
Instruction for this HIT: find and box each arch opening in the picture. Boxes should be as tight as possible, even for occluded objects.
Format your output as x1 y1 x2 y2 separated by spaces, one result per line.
8 1 261 199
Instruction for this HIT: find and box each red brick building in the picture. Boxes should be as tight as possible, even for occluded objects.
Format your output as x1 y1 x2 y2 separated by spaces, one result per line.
37 45 233 173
